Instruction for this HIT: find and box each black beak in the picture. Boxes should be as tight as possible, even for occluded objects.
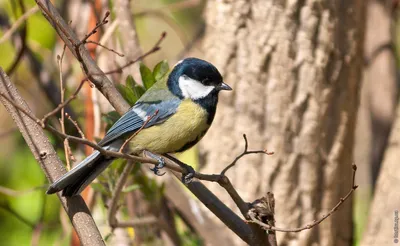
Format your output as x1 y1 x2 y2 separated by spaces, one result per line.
218 82 232 91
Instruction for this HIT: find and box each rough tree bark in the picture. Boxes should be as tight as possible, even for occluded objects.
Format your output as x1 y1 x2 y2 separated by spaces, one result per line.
199 1 365 245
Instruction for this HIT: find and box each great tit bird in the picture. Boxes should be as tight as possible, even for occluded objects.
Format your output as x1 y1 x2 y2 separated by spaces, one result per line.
46 57 232 196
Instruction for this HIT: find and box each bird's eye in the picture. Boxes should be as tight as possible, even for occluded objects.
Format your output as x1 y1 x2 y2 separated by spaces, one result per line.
202 78 210 85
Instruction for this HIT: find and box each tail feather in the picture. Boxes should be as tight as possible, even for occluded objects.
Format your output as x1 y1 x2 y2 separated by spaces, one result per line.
46 150 114 196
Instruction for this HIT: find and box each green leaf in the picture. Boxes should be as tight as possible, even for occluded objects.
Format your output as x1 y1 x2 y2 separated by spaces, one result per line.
140 63 156 89
133 85 146 98
122 184 141 193
116 84 138 106
125 75 136 89
153 60 169 81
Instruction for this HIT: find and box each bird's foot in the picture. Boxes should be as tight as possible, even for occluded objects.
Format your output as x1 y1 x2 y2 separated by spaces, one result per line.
181 164 195 185
145 151 166 176
162 154 196 184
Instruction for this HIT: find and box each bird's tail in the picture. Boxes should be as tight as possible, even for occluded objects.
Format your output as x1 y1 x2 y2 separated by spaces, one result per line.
46 150 115 196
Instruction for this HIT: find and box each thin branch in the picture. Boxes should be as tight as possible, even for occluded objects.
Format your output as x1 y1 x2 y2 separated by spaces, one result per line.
66 112 85 139
86 41 124 57
41 79 86 126
247 164 358 232
58 45 72 170
103 32 166 75
221 134 274 176
78 11 110 45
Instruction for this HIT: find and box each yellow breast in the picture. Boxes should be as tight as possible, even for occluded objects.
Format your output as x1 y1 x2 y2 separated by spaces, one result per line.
130 100 210 154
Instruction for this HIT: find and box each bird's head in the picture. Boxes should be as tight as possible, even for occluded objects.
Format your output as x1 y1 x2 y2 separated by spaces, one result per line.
167 57 232 100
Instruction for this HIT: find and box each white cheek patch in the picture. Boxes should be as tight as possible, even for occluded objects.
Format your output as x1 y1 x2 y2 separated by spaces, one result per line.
178 76 215 100
132 108 148 120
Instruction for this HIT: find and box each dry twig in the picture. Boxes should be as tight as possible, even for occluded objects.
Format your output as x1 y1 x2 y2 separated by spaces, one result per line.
103 32 166 76
246 164 358 232
221 134 274 175
86 40 124 57
66 112 85 139
57 45 74 169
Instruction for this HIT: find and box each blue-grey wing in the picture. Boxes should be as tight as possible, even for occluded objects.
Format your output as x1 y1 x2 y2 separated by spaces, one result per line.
98 98 181 146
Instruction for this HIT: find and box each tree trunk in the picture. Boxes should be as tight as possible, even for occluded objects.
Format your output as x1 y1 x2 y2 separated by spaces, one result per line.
199 1 365 245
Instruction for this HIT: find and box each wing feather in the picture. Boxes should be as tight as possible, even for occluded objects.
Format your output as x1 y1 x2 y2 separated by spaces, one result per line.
98 98 180 146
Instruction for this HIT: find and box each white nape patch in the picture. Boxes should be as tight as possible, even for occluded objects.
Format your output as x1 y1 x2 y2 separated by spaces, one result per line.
178 75 215 100
132 107 148 120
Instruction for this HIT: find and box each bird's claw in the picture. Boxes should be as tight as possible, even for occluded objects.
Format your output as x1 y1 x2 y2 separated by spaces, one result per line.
149 166 166 176
145 151 166 176
181 165 195 184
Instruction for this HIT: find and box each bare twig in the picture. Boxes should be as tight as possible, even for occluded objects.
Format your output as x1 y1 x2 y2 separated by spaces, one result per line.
103 32 166 75
86 40 124 57
78 11 110 45
66 112 85 139
57 45 73 170
221 134 273 175
41 79 87 126
119 109 159 152
247 164 358 232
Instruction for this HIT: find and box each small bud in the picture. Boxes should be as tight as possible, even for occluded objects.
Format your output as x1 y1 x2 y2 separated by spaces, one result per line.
39 151 47 159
